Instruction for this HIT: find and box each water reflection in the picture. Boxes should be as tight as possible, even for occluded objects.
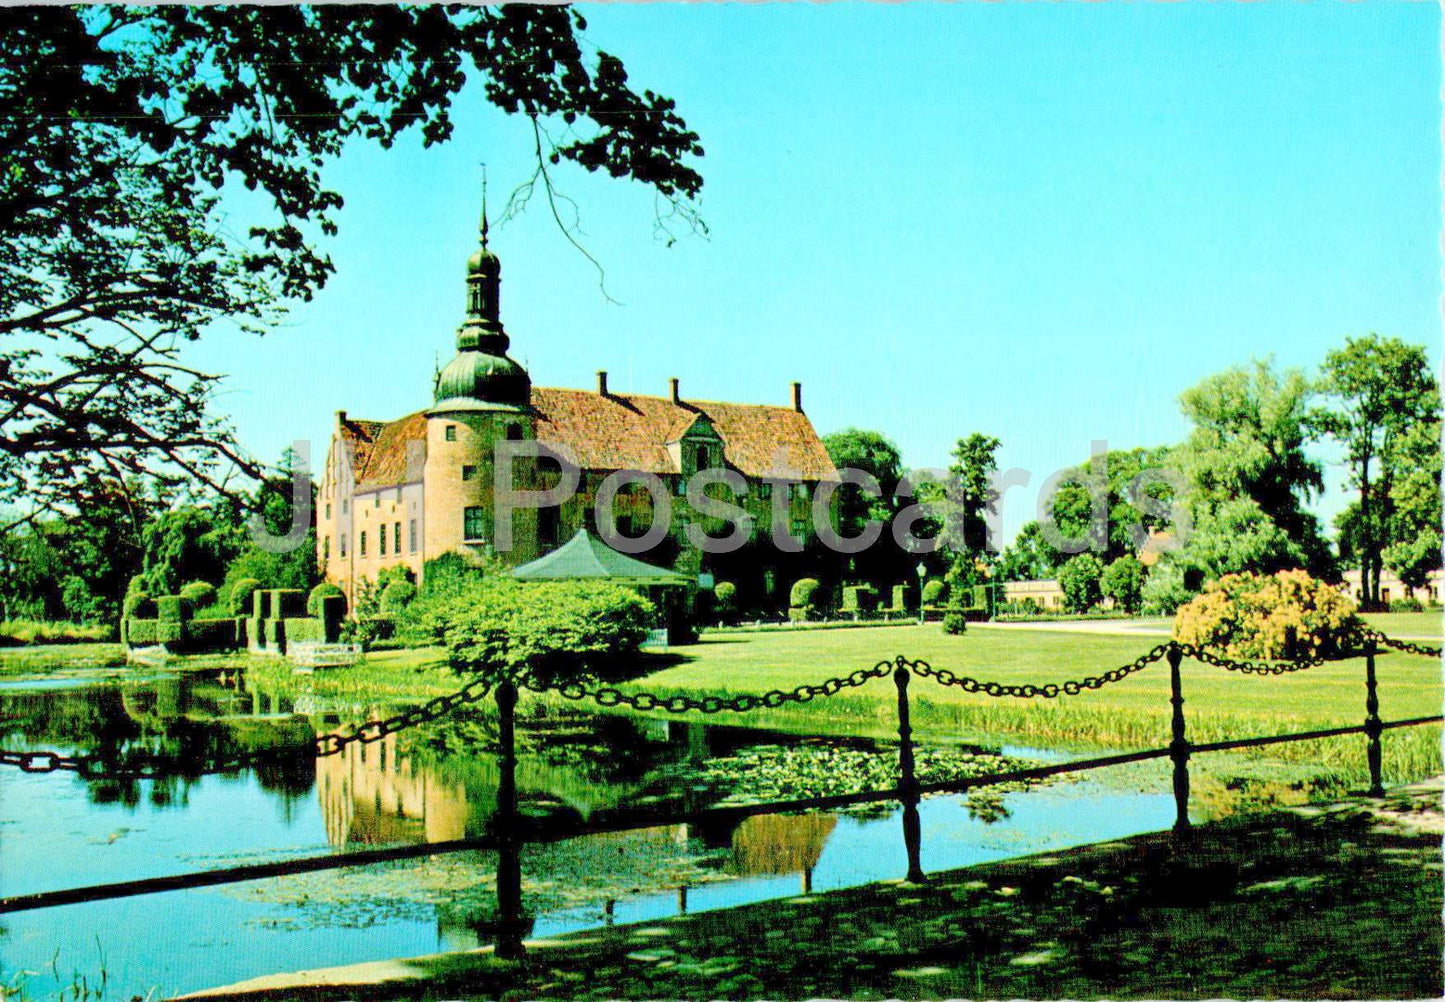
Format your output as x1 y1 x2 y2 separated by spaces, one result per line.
0 668 1175 999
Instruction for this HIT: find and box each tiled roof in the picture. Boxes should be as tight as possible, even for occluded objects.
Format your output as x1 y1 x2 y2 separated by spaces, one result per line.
337 388 838 490
533 388 839 481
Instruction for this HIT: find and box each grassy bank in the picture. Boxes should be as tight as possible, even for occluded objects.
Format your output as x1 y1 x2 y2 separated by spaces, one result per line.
184 779 1445 1001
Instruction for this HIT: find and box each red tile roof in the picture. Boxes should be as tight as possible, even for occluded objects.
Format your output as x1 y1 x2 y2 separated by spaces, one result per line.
337 388 837 490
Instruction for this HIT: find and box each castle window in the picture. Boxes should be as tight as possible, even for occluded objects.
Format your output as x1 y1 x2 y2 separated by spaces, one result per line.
324 503 331 520
394 522 402 553
340 534 347 557
323 537 330 561
409 519 418 553
461 464 477 481
539 506 559 546
341 499 349 515
374 496 380 509
463 506 486 542
359 531 367 557
379 526 387 556
445 425 457 442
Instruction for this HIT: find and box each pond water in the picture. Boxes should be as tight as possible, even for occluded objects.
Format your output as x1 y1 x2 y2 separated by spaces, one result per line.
0 669 1175 999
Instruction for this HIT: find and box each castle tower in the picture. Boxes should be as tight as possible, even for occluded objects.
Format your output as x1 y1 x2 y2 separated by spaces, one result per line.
423 197 539 564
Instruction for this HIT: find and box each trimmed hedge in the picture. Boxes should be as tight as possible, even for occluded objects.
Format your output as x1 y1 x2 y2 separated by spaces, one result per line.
122 590 155 619
283 617 327 644
157 620 184 644
841 585 878 614
892 583 912 612
156 595 192 622
252 589 267 619
229 578 261 617
790 578 822 609
179 581 217 607
921 579 947 606
307 582 346 617
315 594 347 628
268 589 306 620
183 618 237 652
125 618 158 646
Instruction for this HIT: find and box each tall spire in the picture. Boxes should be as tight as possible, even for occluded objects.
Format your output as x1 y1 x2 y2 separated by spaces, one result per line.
479 163 489 250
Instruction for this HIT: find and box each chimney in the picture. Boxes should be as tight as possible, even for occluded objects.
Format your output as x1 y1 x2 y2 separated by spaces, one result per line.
336 409 347 425
669 377 681 404
791 381 803 413
597 370 609 396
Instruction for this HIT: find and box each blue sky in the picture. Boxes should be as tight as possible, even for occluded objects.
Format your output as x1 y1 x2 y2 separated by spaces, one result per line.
194 2 1441 542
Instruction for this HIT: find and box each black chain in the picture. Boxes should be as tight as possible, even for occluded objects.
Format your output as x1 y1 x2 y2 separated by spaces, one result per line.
521 660 894 714
906 644 1172 697
1175 643 1329 675
1358 627 1442 659
0 676 495 779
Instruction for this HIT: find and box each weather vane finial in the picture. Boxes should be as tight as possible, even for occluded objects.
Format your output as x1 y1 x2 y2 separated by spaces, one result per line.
479 162 489 249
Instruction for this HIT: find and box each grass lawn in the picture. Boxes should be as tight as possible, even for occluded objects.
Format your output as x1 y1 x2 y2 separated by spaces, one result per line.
1362 610 1443 639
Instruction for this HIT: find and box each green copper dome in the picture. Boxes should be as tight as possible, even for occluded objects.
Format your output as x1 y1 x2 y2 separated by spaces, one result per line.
428 202 531 416
432 349 531 413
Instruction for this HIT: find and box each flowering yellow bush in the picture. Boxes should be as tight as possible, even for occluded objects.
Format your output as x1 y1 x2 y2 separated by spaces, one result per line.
1172 570 1360 660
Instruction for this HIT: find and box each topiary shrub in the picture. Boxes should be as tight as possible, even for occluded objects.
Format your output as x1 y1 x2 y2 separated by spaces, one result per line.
941 601 967 635
789 578 822 621
891 583 912 613
307 582 346 617
841 585 878 615
284 617 326 644
155 595 192 622
123 589 155 620
379 579 418 614
125 619 159 647
178 581 217 608
713 581 737 622
1173 570 1361 661
267 589 306 619
228 577 262 617
921 579 947 607
1389 595 1425 613
442 578 654 681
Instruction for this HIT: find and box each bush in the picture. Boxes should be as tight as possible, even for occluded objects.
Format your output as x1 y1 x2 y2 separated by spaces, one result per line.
379 579 418 614
157 620 184 644
1059 554 1105 613
713 581 737 621
178 581 217 608
1101 555 1145 614
789 578 822 610
122 589 155 619
841 585 878 615
442 578 654 680
227 577 262 617
921 579 947 607
155 595 192 622
1173 570 1361 661
307 582 346 618
284 617 326 644
1389 596 1425 613
268 589 306 619
942 603 967 634
125 618 159 646
378 564 416 589
182 618 238 652
243 617 264 649
891 583 912 613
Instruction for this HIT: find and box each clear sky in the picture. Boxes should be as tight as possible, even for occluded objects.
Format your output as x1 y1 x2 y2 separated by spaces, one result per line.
192 2 1442 543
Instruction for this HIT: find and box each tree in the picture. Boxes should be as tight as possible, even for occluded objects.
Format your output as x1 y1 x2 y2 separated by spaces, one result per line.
1100 555 1144 614
1175 359 1332 577
1382 418 1442 596
996 521 1060 582
822 428 904 535
1059 553 1104 613
1 7 704 518
1046 446 1178 564
936 433 1000 585
1314 335 1440 608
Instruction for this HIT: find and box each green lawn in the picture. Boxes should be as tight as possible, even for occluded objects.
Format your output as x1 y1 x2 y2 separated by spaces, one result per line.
1362 610 1443 639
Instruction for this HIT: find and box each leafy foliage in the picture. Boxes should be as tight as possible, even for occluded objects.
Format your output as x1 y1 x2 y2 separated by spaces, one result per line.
1059 554 1104 613
227 578 261 617
441 578 654 679
789 578 822 611
379 579 419 614
1100 555 1144 614
1173 570 1360 660
307 581 345 618
1 6 703 513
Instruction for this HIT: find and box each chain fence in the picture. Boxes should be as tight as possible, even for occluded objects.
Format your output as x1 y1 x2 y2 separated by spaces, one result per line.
1 629 1438 781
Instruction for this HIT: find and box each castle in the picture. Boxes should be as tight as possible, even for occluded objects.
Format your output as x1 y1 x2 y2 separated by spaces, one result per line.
317 205 839 602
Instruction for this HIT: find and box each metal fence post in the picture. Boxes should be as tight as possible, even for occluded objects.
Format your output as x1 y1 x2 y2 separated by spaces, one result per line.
1364 639 1384 797
494 678 525 960
895 663 926 883
1167 645 1191 833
